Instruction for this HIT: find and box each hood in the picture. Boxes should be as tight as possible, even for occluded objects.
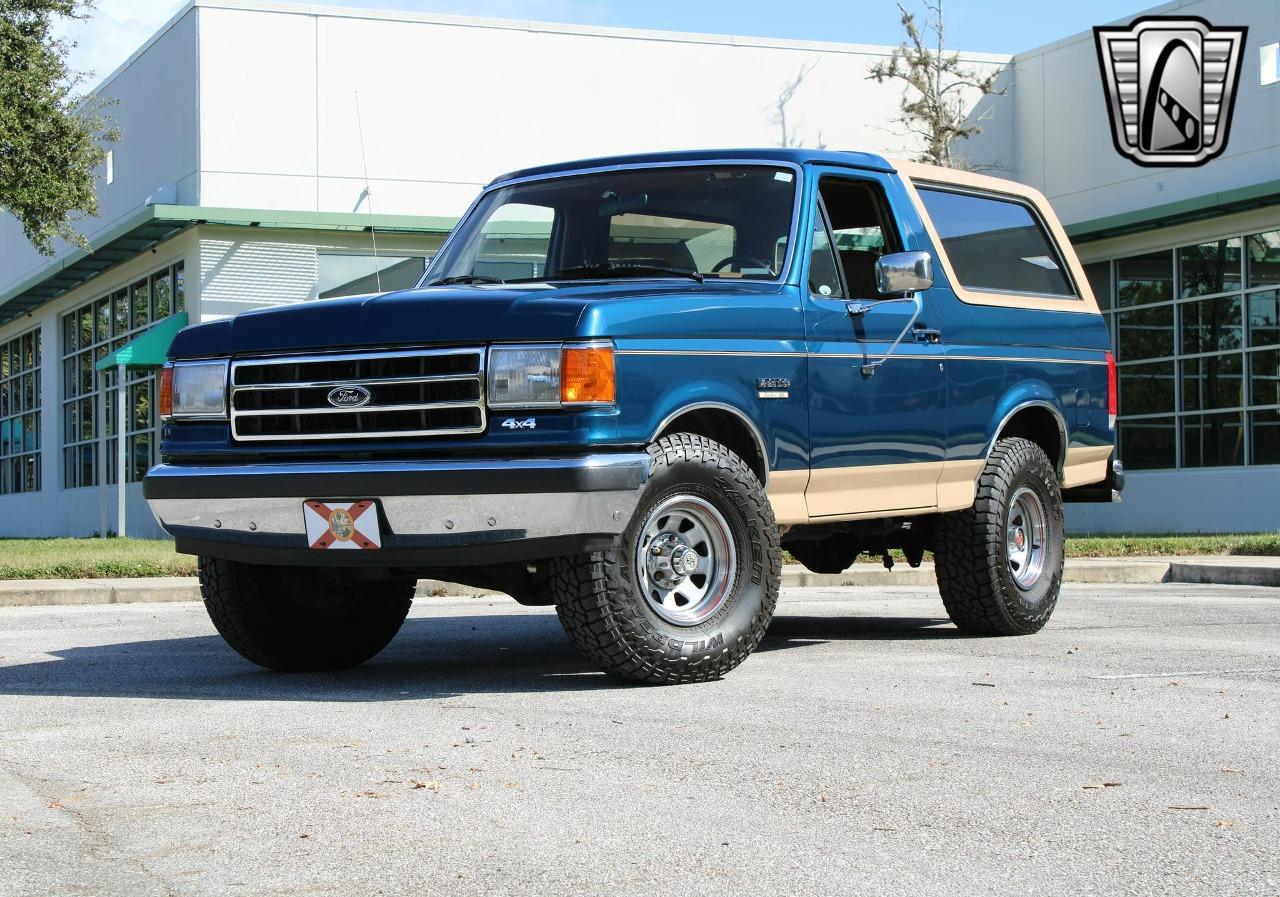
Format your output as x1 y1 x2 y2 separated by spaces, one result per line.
168 282 680 358
169 279 789 358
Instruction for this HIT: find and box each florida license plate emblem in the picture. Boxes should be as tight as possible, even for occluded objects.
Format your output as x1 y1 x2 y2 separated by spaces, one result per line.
303 500 382 549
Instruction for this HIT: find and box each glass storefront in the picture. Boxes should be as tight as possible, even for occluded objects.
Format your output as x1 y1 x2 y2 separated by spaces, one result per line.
61 262 185 488
1086 228 1280 471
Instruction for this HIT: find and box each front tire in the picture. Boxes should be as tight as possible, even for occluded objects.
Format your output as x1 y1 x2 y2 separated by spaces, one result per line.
933 437 1065 635
198 558 414 671
551 434 781 684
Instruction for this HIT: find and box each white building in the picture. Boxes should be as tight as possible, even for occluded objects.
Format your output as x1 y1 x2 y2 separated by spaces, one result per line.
0 0 1275 537
963 0 1280 533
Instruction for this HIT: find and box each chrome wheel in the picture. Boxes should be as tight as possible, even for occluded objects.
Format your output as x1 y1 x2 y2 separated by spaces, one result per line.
1006 485 1047 590
635 495 736 626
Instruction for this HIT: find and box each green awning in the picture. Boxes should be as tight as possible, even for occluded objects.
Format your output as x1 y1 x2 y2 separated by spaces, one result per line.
1 203 456 327
96 312 188 371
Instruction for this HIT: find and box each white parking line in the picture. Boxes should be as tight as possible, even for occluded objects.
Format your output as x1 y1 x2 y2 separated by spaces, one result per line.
1088 667 1280 680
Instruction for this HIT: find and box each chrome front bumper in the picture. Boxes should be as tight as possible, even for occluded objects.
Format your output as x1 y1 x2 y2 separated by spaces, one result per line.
143 454 650 567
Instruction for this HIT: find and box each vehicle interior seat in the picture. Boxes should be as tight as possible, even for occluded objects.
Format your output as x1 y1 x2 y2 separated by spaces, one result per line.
608 239 699 272
820 177 899 299
838 249 881 298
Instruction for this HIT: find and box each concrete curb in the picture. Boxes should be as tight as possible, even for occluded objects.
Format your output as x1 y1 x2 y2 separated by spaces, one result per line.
1 556 1277 608
1165 559 1280 588
0 576 491 608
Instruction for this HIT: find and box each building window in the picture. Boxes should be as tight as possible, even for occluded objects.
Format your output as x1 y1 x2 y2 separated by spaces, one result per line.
62 262 184 488
0 328 41 494
1262 41 1279 88
317 255 428 299
1097 227 1280 471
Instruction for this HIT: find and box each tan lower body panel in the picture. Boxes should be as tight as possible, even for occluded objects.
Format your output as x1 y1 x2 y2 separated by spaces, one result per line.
768 459 983 524
804 460 945 519
765 469 810 524
1062 444 1114 488
936 459 984 512
767 442 1112 525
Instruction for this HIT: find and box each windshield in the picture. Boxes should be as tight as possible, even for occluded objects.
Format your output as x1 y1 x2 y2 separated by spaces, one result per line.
427 165 798 285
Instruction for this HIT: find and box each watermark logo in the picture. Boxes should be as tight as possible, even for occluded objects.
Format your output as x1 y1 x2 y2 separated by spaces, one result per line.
1094 16 1247 167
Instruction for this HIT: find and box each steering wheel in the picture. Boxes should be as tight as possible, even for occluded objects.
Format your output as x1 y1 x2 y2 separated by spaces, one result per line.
710 255 775 276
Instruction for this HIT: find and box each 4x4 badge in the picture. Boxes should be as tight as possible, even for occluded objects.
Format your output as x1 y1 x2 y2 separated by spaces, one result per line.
1093 16 1247 168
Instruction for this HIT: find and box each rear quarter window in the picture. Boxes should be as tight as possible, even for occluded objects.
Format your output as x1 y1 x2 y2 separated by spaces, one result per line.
918 187 1077 298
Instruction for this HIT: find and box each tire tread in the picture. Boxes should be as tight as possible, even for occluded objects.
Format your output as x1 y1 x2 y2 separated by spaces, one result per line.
933 437 1064 636
552 433 780 684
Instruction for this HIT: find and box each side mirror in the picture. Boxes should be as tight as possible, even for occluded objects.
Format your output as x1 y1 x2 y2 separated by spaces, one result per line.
875 251 934 294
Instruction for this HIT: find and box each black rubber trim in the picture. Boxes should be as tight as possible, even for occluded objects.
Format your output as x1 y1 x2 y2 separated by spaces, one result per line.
171 528 612 568
144 455 648 500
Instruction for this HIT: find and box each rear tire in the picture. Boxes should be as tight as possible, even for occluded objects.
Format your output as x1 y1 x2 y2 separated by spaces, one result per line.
933 437 1064 635
551 434 780 684
198 557 414 671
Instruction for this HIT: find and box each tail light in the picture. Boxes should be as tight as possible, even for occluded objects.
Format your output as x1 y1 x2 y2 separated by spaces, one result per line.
159 364 174 420
1106 351 1117 425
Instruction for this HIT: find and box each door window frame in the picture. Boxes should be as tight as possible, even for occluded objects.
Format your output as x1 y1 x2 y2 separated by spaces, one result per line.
807 194 848 300
804 172 906 303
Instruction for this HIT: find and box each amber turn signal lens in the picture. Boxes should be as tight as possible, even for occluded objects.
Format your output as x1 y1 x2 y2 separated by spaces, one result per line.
560 345 615 404
158 364 174 419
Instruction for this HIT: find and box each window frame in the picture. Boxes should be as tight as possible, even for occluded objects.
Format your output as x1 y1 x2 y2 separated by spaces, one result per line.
895 161 1099 314
0 325 42 495
1091 224 1280 472
806 194 848 300
913 183 1081 301
60 260 185 490
423 160 806 287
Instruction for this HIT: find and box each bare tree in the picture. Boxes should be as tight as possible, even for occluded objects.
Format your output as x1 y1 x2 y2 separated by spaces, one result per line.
768 60 825 149
867 0 1004 168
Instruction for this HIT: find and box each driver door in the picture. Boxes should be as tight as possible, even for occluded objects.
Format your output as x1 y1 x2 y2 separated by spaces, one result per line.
803 170 948 518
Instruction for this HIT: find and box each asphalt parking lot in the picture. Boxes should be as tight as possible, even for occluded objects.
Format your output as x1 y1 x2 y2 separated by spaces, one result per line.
1 583 1277 897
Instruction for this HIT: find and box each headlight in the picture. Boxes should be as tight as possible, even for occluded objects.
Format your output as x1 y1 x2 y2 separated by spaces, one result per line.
161 360 228 419
487 342 614 408
488 345 562 408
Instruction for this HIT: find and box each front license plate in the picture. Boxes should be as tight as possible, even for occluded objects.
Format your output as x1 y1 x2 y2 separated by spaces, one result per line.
303 500 382 550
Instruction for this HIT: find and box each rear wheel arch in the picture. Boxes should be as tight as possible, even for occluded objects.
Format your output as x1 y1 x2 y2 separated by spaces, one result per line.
991 401 1067 477
653 403 769 485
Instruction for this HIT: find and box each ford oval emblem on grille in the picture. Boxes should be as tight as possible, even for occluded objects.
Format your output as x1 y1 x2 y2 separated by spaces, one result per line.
327 385 372 408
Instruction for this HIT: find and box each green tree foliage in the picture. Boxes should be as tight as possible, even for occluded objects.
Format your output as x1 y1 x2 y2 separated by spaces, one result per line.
0 0 118 254
867 0 1004 168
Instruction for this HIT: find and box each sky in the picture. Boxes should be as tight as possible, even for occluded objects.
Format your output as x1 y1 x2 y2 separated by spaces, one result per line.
56 0 1158 90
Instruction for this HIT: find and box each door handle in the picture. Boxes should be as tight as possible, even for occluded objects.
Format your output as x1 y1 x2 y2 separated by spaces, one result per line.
913 326 942 344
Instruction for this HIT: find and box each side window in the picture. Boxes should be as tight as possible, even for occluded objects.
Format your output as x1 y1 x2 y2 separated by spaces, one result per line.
917 187 1076 297
819 177 901 299
808 211 844 298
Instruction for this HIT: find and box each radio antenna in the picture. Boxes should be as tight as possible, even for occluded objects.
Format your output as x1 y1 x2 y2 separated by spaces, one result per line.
354 90 381 292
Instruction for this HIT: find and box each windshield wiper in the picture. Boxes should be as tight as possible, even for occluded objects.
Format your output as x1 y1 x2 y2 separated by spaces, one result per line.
428 274 507 286
549 263 704 284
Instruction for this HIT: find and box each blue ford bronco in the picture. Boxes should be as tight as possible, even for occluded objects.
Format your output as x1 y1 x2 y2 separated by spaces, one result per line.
144 149 1122 684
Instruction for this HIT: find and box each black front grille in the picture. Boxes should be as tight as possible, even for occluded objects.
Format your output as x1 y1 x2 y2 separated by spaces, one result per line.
229 348 486 441
234 351 479 386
